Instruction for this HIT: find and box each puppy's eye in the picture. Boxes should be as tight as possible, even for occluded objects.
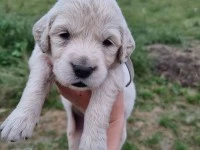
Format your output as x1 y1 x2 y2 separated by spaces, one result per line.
59 31 70 40
103 39 113 47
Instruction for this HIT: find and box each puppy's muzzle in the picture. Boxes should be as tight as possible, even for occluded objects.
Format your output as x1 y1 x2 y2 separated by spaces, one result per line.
71 63 96 79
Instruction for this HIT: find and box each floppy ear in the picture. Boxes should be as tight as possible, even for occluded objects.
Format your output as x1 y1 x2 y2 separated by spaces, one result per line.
118 26 135 63
32 14 51 53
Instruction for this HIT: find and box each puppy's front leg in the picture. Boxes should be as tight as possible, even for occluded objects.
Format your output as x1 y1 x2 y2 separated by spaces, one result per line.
79 66 124 150
0 46 53 142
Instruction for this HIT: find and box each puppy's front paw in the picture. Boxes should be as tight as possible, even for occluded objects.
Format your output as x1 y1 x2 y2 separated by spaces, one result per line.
0 108 39 142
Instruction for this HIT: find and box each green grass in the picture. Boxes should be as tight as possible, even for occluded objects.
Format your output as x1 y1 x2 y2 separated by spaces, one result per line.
0 0 200 149
159 115 178 134
144 132 163 147
122 141 138 150
186 92 200 104
173 140 188 150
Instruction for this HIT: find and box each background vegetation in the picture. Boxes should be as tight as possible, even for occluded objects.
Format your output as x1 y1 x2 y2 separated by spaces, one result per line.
0 0 200 149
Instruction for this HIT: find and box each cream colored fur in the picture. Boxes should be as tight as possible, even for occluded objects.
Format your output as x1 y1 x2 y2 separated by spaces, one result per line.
0 0 136 149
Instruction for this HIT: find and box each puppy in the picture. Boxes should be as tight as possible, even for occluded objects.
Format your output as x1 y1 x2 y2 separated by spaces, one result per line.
0 0 136 149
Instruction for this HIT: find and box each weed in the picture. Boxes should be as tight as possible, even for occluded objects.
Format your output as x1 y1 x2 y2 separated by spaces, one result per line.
122 141 138 150
173 140 188 150
193 133 200 146
159 116 178 134
186 93 200 105
171 84 185 96
153 86 167 96
138 89 154 100
144 132 163 147
53 134 68 150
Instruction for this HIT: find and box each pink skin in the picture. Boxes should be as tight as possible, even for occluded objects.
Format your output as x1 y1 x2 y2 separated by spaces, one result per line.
56 83 125 150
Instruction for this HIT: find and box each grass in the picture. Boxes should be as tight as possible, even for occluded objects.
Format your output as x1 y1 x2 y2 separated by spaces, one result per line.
144 132 163 148
122 142 138 150
159 115 178 134
0 0 200 149
186 92 200 104
173 140 188 150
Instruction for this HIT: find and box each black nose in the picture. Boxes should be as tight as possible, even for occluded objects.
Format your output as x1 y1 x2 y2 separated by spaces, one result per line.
72 64 95 78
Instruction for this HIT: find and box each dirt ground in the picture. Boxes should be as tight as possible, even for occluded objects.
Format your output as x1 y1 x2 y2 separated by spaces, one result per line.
147 41 200 87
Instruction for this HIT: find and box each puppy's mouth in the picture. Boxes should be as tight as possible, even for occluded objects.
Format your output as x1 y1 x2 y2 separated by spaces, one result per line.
72 82 87 88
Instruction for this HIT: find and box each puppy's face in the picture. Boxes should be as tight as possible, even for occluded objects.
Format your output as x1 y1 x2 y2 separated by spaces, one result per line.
33 0 135 90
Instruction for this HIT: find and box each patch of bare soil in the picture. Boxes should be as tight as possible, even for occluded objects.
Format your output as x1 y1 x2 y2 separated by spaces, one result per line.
147 41 200 87
37 110 67 136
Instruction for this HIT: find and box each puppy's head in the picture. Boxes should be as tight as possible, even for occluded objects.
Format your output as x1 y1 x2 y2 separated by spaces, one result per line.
33 0 135 90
